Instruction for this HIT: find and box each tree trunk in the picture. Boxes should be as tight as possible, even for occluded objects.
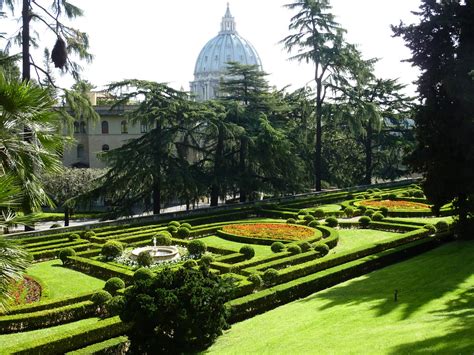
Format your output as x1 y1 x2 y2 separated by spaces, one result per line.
315 80 323 191
363 126 373 185
239 136 248 202
64 206 70 227
210 129 224 207
22 0 31 81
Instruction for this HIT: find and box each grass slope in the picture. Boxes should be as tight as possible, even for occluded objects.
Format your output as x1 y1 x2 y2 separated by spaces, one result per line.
334 229 400 254
208 241 474 354
199 235 275 257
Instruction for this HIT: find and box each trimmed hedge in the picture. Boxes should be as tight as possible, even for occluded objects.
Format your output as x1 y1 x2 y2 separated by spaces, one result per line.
67 256 134 282
66 335 129 355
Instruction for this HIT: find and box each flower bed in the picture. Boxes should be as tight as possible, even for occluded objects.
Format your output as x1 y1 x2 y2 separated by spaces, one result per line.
221 223 315 241
359 200 430 210
8 276 42 306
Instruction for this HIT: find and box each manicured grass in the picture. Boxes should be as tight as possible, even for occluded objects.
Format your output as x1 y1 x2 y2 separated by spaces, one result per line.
0 317 102 352
333 228 400 254
27 260 105 300
394 216 454 224
208 241 474 354
316 204 342 213
199 235 275 257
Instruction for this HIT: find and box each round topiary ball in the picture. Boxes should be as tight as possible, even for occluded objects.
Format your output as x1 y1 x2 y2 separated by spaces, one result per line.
380 207 389 217
133 268 154 282
58 247 76 265
248 273 263 289
423 224 437 235
83 231 96 239
137 251 153 267
199 254 214 266
177 227 191 239
297 209 310 216
262 268 279 286
359 216 372 228
314 243 330 257
365 209 375 217
167 225 178 234
106 295 125 316
344 207 354 218
286 218 297 224
183 259 198 269
358 205 367 213
271 242 285 253
372 212 384 221
303 215 315 223
101 241 123 260
308 220 320 228
313 208 325 218
435 220 449 231
240 245 255 260
68 233 80 242
298 241 312 252
91 290 112 305
152 232 172 246
104 277 125 295
187 239 207 256
288 245 302 254
325 217 338 227
413 190 424 198
168 221 181 227
180 222 192 229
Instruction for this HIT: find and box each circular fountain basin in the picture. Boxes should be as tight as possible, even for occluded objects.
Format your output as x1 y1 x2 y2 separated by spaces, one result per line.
131 246 180 262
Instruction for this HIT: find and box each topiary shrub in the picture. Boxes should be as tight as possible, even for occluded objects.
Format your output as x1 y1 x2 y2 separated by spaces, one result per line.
287 245 302 254
153 232 172 246
387 193 397 200
365 209 375 217
58 247 76 265
240 245 255 260
372 212 384 221
286 218 297 224
91 290 112 305
50 223 61 229
359 216 372 228
177 227 191 239
358 205 367 213
83 231 96 239
167 225 178 234
106 295 125 316
168 221 181 227
137 251 153 267
298 241 312 252
380 207 389 217
183 259 198 269
104 277 125 295
325 217 338 227
313 208 325 218
308 220 320 228
297 209 310 216
180 222 192 229
133 268 154 282
248 273 263 289
314 243 330 257
303 214 315 223
101 241 123 260
271 242 285 253
344 207 354 218
199 254 214 267
188 239 207 257
424 224 437 235
68 233 80 242
435 220 449 231
262 268 279 286
413 190 425 198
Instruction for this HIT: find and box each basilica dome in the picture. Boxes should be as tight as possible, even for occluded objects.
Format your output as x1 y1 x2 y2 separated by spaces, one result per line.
190 4 263 101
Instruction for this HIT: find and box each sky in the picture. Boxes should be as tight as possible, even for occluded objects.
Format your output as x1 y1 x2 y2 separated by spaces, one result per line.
2 0 422 94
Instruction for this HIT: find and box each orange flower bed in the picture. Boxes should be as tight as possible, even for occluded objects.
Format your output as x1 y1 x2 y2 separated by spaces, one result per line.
222 223 314 241
359 200 430 210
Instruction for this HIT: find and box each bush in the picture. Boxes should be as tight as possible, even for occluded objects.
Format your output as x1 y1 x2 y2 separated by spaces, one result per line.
298 241 312 252
68 233 80 242
168 221 181 227
91 290 112 305
365 209 375 217
286 218 297 224
303 214 315 223
153 233 172 246
180 222 192 229
314 243 330 257
50 223 61 229
199 254 214 266
270 242 285 253
297 209 310 216
137 251 153 267
358 205 367 213
435 220 449 231
372 212 385 221
413 190 424 198
188 239 207 256
308 220 320 228
106 295 125 316
240 245 255 260
58 247 76 265
387 193 397 200
104 277 125 295
177 227 191 239
133 268 154 282
287 245 302 254
248 274 263 289
83 231 96 239
101 241 123 260
359 216 372 228
424 224 437 234
183 259 198 269
262 268 279 286
313 208 325 218
380 207 389 217
325 217 338 227
344 207 354 218
167 225 178 234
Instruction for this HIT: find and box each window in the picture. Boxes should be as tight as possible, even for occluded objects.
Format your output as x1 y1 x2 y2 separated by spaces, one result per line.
140 121 148 133
102 144 110 152
121 120 128 134
80 121 87 134
77 144 84 159
73 121 80 134
101 121 109 134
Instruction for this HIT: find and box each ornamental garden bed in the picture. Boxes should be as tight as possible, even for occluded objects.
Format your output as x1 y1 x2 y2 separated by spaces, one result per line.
358 199 431 210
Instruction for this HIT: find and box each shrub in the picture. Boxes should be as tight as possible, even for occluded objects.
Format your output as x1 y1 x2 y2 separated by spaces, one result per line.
297 209 310 216
137 251 153 267
168 221 181 227
325 217 338 227
314 243 330 257
199 254 214 266
183 259 198 268
372 212 384 221
58 247 76 265
288 245 302 254
344 207 354 218
101 241 123 260
298 241 312 252
50 223 61 229
303 215 315 223
180 222 192 229
424 224 437 234
153 232 172 246
262 268 279 286
91 290 112 305
104 277 125 295
387 193 397 200
358 205 367 213
133 268 154 282
313 208 325 218
308 220 320 228
83 231 96 239
380 207 389 217
240 245 255 260
188 239 207 256
359 216 372 228
68 233 80 242
167 225 178 234
413 190 425 198
106 295 125 316
365 209 375 217
248 274 263 289
286 218 297 224
177 227 191 239
271 242 285 253
435 220 449 231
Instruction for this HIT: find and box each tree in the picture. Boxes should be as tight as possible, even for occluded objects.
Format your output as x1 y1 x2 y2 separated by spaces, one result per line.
282 0 367 190
120 266 234 353
393 0 474 236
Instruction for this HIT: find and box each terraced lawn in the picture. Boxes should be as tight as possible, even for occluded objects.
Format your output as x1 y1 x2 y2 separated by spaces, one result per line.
207 241 474 354
199 235 275 257
333 228 401 254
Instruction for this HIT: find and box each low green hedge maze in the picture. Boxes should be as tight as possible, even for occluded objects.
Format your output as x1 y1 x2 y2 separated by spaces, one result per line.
3 181 459 352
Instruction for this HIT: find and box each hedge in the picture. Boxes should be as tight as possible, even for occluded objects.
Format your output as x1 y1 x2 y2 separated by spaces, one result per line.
31 242 92 261
65 335 129 355
67 256 134 282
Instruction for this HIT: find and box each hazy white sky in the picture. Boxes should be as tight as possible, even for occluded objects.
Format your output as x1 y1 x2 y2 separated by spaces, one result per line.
2 0 422 93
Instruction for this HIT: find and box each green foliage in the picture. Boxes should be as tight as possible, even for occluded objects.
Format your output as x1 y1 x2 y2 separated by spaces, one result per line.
168 221 181 228
313 208 325 218
188 240 207 256
120 266 234 352
344 207 355 218
423 224 437 234
314 243 330 257
83 231 96 239
365 209 375 217
58 247 76 265
325 217 338 227
183 259 198 269
133 268 154 282
372 212 385 221
200 254 215 267
167 225 178 234
435 221 449 232
358 205 367 213
359 216 372 228
68 233 80 242
137 251 153 268
380 207 389 217
248 273 263 289
303 215 315 223
298 241 312 252
177 226 191 239
104 278 125 296
308 220 320 228
240 245 256 260
91 290 112 305
262 268 279 286
270 242 286 253
101 241 123 260
286 218 297 224
288 245 302 255
181 222 192 229
106 295 125 316
153 233 172 246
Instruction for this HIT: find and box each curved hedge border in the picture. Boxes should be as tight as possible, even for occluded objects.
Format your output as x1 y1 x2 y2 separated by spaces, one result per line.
66 335 129 355
67 256 134 282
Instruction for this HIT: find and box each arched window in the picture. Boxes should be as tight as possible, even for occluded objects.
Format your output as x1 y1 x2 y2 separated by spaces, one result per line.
80 121 87 134
73 121 80 134
101 121 109 134
102 144 110 152
121 120 128 134
140 120 148 133
77 144 84 159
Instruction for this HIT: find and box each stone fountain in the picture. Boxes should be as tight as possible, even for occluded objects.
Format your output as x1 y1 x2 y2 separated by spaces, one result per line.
131 237 180 263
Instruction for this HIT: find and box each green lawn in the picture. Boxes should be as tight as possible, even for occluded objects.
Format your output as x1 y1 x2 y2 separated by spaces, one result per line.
333 228 400 254
207 240 474 354
199 235 275 257
27 260 105 300
393 216 454 224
